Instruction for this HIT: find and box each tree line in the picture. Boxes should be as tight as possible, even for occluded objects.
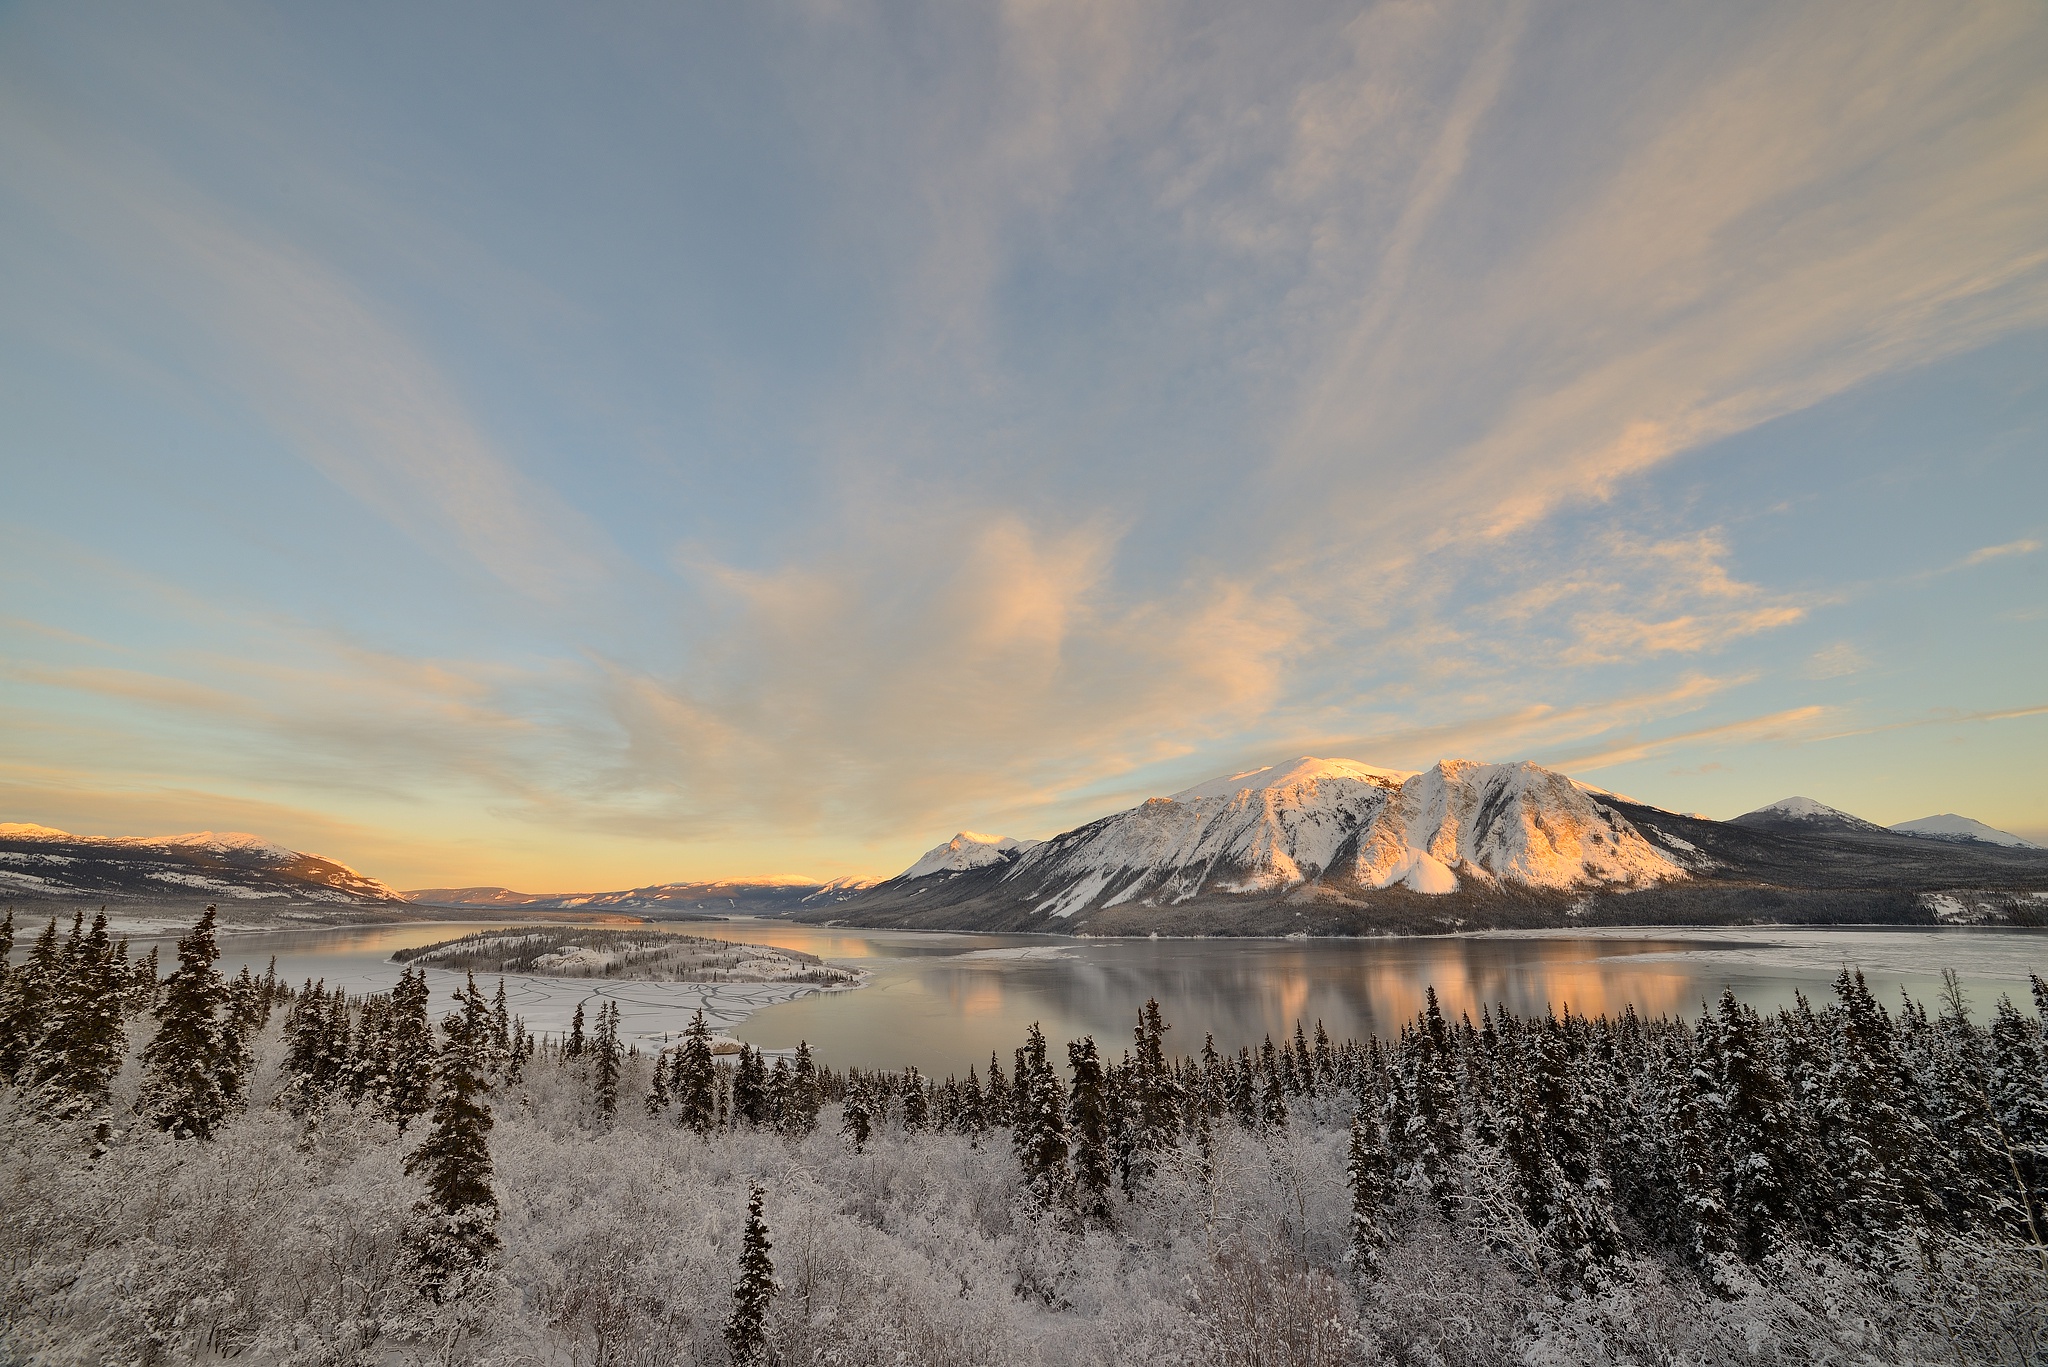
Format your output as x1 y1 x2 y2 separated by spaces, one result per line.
3 904 2046 1363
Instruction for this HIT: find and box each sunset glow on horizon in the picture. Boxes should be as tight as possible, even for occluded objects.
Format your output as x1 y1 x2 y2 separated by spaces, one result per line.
2 2 2044 891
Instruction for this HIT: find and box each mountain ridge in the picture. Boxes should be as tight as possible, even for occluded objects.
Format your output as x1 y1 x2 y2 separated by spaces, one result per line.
806 757 2048 934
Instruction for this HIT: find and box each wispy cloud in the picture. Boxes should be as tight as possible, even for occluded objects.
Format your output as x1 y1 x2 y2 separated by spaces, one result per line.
1961 539 2041 569
0 91 613 603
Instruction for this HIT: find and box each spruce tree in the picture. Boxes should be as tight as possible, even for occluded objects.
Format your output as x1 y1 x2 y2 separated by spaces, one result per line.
592 1000 623 1122
1820 969 1933 1247
1988 995 2048 1243
1346 1105 1394 1278
899 1065 930 1132
841 1079 872 1153
1066 1037 1113 1222
0 918 61 1082
983 1052 1011 1127
23 910 127 1115
675 1010 717 1134
646 1049 672 1117
403 974 498 1302
733 1044 769 1127
566 1000 587 1058
138 908 245 1139
1713 990 1801 1260
387 967 437 1132
786 1039 822 1136
725 1183 777 1367
1012 1022 1069 1206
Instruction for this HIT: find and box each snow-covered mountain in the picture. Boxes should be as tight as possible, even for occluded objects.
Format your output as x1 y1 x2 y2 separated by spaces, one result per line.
0 823 402 904
900 832 1041 879
1889 814 2040 849
1729 797 1890 835
877 756 1686 920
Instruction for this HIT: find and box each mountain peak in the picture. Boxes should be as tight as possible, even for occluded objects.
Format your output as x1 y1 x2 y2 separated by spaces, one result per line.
900 831 1041 880
1733 797 1886 832
1169 756 1414 803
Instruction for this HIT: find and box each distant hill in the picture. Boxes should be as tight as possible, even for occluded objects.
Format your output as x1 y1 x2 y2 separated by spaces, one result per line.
403 877 874 917
0 823 403 906
1887 813 2040 849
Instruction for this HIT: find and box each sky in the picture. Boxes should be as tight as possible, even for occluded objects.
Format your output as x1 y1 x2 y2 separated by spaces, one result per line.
2 0 2044 891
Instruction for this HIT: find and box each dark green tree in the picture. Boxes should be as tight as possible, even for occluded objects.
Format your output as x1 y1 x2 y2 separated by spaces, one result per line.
1346 1105 1394 1278
403 974 499 1302
591 1000 623 1122
1067 1037 1113 1222
725 1183 778 1367
137 908 245 1139
675 1010 717 1134
1012 1022 1069 1206
841 1079 872 1153
387 967 437 1132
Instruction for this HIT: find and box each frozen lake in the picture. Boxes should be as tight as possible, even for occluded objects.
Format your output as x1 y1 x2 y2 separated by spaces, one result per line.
120 916 2048 1072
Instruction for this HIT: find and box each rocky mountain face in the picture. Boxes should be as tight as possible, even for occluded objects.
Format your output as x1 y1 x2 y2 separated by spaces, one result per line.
0 823 403 906
806 758 2048 935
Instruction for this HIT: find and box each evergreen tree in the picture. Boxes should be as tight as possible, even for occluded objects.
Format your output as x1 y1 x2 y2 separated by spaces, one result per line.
841 1079 872 1153
1660 1032 1735 1277
490 978 512 1070
784 1040 822 1137
958 1065 988 1141
1012 1022 1069 1206
1346 1105 1394 1278
1260 1044 1290 1130
983 1052 1012 1127
22 910 127 1114
1988 994 2048 1243
403 974 499 1302
591 1000 623 1122
1713 989 1801 1261
137 908 246 1140
646 1049 672 1116
1066 1037 1113 1222
725 1183 778 1367
0 918 61 1082
675 1010 717 1134
387 967 437 1132
1229 1048 1258 1128
1820 969 1935 1247
565 1001 587 1059
899 1065 930 1132
733 1044 769 1127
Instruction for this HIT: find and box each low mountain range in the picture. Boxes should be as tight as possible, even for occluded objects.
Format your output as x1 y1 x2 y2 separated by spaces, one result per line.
403 878 874 916
0 823 403 908
798 757 2048 935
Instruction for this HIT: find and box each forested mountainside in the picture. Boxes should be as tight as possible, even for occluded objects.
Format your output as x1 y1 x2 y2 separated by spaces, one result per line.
2 905 2045 1364
812 758 2048 935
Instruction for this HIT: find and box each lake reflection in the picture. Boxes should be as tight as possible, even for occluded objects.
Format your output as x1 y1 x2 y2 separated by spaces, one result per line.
151 917 2048 1074
702 921 2048 1072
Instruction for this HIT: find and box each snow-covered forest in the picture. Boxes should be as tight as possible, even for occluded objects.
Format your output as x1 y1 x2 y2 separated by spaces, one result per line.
3 906 2046 1366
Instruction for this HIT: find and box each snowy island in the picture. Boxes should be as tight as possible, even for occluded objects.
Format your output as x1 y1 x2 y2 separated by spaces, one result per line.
392 926 862 988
